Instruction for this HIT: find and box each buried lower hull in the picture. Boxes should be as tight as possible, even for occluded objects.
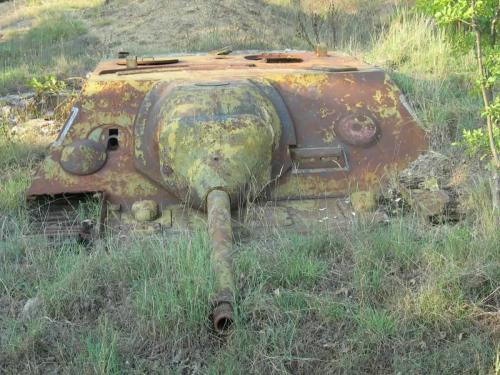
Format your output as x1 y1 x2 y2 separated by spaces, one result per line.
26 193 362 243
26 191 366 335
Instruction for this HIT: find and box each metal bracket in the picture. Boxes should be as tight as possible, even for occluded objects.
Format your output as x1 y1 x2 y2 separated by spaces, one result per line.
53 106 79 146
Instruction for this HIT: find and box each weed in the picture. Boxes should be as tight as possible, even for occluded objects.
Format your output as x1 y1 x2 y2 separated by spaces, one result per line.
1 318 50 363
0 136 47 216
76 195 102 222
29 75 66 97
367 11 481 147
79 315 121 375
133 232 217 339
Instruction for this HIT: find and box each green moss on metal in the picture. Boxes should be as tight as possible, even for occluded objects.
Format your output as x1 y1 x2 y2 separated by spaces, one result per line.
156 81 282 206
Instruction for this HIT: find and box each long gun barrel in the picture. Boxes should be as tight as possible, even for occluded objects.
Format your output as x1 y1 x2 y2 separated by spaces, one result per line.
207 189 234 333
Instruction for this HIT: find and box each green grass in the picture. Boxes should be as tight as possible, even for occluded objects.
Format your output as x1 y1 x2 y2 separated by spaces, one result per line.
1 2 499 374
0 209 498 373
79 315 121 375
0 138 45 215
0 4 102 94
367 11 481 147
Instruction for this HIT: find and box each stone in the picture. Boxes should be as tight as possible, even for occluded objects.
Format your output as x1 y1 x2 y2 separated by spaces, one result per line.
399 151 452 189
422 177 440 191
1 105 21 127
410 190 450 217
351 191 378 213
1 105 11 118
20 296 42 321
11 118 58 137
0 92 34 108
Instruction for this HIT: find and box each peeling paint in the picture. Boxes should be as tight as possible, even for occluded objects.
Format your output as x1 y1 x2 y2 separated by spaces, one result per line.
27 51 427 215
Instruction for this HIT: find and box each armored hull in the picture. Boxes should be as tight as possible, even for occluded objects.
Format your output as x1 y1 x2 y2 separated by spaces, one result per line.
27 51 427 332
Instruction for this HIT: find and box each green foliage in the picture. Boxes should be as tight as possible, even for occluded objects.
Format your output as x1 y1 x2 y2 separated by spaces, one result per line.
484 48 499 86
456 118 500 159
29 75 66 97
455 88 500 160
418 0 499 167
417 0 498 29
80 316 121 375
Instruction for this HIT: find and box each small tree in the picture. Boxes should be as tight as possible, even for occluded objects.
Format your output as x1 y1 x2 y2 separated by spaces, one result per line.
418 0 499 209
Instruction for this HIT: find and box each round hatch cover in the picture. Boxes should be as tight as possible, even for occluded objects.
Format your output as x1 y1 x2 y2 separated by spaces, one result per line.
336 114 379 146
60 139 107 175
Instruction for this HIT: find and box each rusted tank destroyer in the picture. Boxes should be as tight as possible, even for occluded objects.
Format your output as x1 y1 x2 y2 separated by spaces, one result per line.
27 51 427 333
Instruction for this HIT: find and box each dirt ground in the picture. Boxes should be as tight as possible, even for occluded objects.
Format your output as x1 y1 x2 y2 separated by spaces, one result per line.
84 0 411 55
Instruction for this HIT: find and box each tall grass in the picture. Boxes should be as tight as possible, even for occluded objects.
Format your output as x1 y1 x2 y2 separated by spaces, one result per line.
1 205 497 373
367 12 481 147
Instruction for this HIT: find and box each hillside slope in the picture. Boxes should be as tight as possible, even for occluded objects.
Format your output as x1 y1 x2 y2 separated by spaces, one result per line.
83 0 402 54
0 0 403 94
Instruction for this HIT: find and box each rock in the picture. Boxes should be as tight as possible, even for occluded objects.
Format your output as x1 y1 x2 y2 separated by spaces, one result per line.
35 92 71 114
351 191 378 213
421 177 440 191
399 151 452 189
20 297 42 321
0 92 35 108
0 91 71 121
11 118 59 138
409 190 450 218
1 105 11 118
398 151 471 223
44 110 55 120
0 93 37 128
1 104 21 127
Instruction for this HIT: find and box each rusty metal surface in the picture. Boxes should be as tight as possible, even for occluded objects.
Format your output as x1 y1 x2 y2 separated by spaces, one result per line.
28 50 427 217
207 190 234 333
95 51 366 75
135 79 284 208
117 56 179 66
60 139 107 175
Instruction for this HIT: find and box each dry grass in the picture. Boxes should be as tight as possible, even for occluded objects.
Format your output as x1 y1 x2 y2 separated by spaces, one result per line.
83 0 406 55
0 0 103 94
0 0 408 94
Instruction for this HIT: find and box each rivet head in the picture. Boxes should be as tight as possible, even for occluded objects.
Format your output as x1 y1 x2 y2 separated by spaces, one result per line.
316 43 328 57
